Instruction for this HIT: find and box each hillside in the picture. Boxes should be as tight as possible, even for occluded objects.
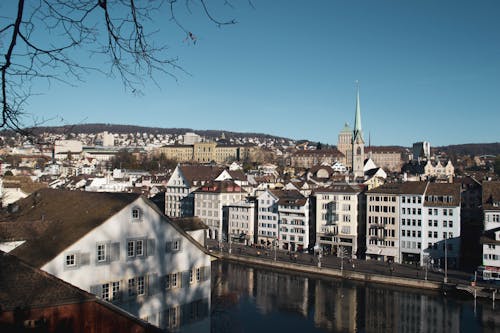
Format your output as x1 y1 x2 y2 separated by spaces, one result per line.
435 143 500 156
22 123 292 141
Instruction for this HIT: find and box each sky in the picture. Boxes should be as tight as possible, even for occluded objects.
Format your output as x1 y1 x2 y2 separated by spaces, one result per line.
6 0 500 146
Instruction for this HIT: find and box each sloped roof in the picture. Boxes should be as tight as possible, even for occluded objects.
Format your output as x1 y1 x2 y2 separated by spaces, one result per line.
313 183 364 195
0 250 93 311
194 180 246 194
480 227 500 245
170 217 208 231
424 183 461 207
483 181 500 211
4 189 140 267
269 189 307 207
367 182 428 195
179 165 224 185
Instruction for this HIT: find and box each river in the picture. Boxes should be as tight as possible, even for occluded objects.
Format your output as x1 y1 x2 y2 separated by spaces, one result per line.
209 261 499 333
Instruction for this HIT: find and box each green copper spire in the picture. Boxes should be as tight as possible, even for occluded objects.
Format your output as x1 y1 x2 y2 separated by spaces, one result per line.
353 81 363 142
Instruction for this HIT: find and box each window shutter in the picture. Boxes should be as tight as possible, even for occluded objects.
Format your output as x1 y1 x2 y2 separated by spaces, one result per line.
178 239 183 252
203 266 211 281
182 271 190 288
159 274 167 291
109 242 120 262
147 239 156 256
80 252 90 266
165 241 172 253
89 284 102 297
148 273 158 296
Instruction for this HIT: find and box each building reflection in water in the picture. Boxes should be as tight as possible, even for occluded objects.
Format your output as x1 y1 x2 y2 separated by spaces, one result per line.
211 261 493 333
118 273 211 332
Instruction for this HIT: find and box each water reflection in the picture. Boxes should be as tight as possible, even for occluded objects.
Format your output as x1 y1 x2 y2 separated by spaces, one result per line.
211 261 497 333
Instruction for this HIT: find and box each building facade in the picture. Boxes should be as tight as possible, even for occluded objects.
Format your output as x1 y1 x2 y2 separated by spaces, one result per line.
4 189 212 332
314 184 365 259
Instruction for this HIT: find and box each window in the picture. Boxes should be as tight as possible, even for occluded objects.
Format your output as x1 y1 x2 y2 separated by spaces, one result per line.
173 240 181 251
196 268 201 282
449 221 453 228
132 208 142 221
137 276 145 295
128 278 136 297
102 283 110 301
127 239 145 258
449 209 453 216
428 208 432 215
112 281 120 301
66 254 76 267
189 270 194 284
172 273 178 288
97 243 106 262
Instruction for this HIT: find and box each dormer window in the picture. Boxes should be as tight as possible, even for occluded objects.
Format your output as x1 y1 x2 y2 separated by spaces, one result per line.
132 207 142 221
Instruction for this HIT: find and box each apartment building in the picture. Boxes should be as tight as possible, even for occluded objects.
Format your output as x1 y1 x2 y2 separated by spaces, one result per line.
423 183 461 269
227 198 257 246
193 180 246 241
277 190 310 252
0 189 212 332
366 184 401 262
314 183 365 259
256 189 280 247
480 181 500 280
165 165 223 217
399 182 428 265
367 182 461 267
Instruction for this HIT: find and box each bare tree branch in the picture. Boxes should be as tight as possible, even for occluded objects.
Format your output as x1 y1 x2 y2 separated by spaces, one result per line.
0 0 241 134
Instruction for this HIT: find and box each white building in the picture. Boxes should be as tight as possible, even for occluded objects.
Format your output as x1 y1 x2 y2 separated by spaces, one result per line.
227 199 257 246
2 189 213 332
277 190 310 252
480 181 500 279
165 165 223 217
314 183 365 258
102 131 115 147
366 182 461 267
423 183 461 269
412 141 431 161
193 180 246 241
54 140 83 159
183 132 201 145
256 189 280 247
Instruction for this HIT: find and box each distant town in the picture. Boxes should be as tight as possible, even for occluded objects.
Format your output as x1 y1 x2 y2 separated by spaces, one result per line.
0 98 499 331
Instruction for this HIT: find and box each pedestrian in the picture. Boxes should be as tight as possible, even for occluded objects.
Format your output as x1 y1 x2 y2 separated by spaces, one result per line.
352 263 355 270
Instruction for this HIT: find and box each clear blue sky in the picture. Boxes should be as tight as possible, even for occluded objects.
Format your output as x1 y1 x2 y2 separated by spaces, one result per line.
19 0 500 146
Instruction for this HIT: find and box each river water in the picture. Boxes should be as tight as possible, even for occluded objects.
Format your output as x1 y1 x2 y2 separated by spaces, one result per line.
209 261 499 333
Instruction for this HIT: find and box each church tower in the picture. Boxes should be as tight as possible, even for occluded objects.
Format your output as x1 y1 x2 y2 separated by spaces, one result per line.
352 82 365 178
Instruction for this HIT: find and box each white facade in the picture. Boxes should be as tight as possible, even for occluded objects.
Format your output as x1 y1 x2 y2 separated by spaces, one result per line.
194 182 246 242
278 196 310 252
256 190 279 246
41 197 212 331
165 166 192 217
183 132 201 145
315 185 363 258
54 140 83 159
102 131 115 147
227 200 256 245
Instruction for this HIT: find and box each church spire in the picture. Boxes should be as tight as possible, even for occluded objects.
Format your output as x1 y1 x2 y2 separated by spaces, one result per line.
353 80 363 142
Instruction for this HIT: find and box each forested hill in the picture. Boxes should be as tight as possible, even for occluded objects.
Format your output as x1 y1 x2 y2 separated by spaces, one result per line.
435 143 500 156
22 123 291 141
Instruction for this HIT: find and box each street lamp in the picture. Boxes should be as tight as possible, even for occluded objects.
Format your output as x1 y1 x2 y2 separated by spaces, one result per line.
340 245 344 273
274 237 277 262
444 234 448 284
318 247 322 268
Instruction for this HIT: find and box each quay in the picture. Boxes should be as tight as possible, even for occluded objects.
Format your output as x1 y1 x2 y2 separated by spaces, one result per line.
208 241 500 300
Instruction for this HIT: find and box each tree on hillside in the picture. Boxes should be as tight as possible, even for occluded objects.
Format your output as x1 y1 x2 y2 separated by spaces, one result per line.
1 1 239 132
495 155 500 176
